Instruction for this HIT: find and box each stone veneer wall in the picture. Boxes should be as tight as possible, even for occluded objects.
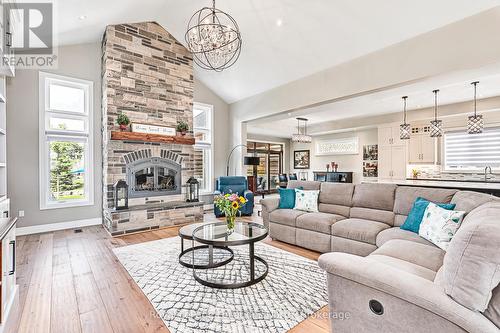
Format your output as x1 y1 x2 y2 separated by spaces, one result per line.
101 22 202 235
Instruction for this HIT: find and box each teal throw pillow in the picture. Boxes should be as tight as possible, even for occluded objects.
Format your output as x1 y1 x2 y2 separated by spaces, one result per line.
278 187 302 209
400 197 456 233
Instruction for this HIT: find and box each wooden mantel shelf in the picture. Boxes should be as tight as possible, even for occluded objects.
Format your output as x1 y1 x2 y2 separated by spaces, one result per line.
111 131 195 145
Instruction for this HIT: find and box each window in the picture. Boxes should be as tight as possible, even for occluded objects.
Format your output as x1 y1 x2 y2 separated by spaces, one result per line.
39 72 94 209
193 103 213 193
444 128 500 171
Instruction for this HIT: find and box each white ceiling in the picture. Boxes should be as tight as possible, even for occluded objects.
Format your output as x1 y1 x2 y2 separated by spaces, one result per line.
56 0 500 103
246 67 500 138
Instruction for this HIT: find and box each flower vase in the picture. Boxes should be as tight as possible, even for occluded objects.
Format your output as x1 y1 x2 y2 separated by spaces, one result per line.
226 215 235 235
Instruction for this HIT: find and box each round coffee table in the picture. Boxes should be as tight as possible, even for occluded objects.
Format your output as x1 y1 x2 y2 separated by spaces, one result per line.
191 222 268 289
178 223 234 269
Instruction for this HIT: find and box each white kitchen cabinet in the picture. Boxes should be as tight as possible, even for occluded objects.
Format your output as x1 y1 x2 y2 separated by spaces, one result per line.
408 125 438 164
378 124 404 147
378 124 407 180
0 217 18 333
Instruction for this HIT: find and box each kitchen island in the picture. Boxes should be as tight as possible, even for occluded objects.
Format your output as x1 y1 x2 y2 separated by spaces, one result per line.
371 179 500 197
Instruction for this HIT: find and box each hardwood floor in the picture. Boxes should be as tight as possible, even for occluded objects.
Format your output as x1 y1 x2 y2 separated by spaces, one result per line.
15 208 331 333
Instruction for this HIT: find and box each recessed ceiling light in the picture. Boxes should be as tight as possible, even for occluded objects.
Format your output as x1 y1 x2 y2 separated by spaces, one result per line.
78 15 87 20
276 19 283 27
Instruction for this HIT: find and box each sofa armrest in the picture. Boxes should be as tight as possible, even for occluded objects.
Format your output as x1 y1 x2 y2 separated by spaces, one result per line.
318 253 498 333
260 198 280 213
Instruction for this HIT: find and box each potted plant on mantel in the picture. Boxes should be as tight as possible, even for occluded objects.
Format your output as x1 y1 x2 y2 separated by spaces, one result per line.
117 113 130 131
176 121 189 136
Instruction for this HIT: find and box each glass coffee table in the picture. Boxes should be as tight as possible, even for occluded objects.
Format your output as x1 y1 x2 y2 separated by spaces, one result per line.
178 223 234 269
191 221 268 289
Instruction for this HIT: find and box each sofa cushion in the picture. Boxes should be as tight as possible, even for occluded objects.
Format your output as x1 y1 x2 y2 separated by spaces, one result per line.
319 182 354 206
485 285 500 329
318 203 350 217
368 254 437 281
331 218 390 245
393 214 407 227
296 212 345 234
376 227 436 248
393 186 457 216
352 183 397 211
451 190 497 214
349 207 394 225
442 201 500 312
269 209 306 227
287 180 321 190
371 239 445 272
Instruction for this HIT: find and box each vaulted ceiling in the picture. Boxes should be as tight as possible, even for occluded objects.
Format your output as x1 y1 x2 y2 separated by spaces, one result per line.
57 0 500 103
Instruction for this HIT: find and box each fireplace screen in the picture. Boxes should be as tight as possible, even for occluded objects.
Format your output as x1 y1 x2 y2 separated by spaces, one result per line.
127 157 181 198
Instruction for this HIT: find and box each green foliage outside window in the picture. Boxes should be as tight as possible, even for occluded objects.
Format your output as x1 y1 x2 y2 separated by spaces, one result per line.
50 141 85 200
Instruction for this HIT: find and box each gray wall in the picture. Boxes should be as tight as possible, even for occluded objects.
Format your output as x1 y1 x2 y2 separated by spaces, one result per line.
7 43 102 228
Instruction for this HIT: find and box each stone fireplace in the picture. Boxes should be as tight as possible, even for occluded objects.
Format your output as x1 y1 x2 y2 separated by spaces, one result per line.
101 22 203 235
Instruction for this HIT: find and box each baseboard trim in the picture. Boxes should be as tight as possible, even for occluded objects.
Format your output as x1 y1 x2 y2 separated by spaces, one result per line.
16 217 102 236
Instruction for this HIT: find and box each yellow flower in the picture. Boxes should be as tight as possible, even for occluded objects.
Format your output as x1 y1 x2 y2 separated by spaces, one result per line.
231 201 239 209
239 196 246 204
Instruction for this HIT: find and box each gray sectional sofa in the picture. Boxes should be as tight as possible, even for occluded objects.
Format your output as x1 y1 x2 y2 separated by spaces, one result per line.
261 180 500 333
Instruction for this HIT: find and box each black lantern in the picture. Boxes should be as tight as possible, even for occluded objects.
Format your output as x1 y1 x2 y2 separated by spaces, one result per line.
186 177 199 202
114 180 128 210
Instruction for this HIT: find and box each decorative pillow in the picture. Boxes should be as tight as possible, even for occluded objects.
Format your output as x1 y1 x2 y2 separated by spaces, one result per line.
294 189 319 213
418 202 465 250
278 187 302 209
401 197 456 233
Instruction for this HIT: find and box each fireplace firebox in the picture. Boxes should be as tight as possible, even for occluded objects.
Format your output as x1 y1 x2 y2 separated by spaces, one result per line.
126 157 181 198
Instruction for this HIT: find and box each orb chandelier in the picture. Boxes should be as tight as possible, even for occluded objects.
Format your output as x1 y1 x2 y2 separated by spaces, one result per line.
185 0 242 72
292 118 312 143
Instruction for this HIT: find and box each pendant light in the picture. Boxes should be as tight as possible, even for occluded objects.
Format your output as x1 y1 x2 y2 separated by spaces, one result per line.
430 89 443 138
292 118 312 143
467 81 483 134
399 96 410 140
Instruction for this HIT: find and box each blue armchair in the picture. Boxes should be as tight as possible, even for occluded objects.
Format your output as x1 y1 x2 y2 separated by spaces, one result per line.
213 176 254 217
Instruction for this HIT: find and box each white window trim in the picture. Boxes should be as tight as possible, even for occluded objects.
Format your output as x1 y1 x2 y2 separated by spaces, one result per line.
39 72 94 210
193 102 214 194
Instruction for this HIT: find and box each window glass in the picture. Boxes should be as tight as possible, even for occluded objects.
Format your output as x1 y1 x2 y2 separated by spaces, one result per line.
48 141 85 202
193 103 213 192
49 83 85 113
49 116 86 132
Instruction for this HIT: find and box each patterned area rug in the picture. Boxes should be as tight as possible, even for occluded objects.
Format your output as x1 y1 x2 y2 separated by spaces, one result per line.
113 236 328 333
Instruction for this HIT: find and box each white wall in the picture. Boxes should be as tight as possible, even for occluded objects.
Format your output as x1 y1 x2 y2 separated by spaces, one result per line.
290 128 378 184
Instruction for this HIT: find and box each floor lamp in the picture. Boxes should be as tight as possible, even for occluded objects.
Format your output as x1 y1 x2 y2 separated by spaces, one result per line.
226 144 260 176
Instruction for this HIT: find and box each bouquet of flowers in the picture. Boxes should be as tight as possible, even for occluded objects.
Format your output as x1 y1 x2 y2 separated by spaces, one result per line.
214 193 247 233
